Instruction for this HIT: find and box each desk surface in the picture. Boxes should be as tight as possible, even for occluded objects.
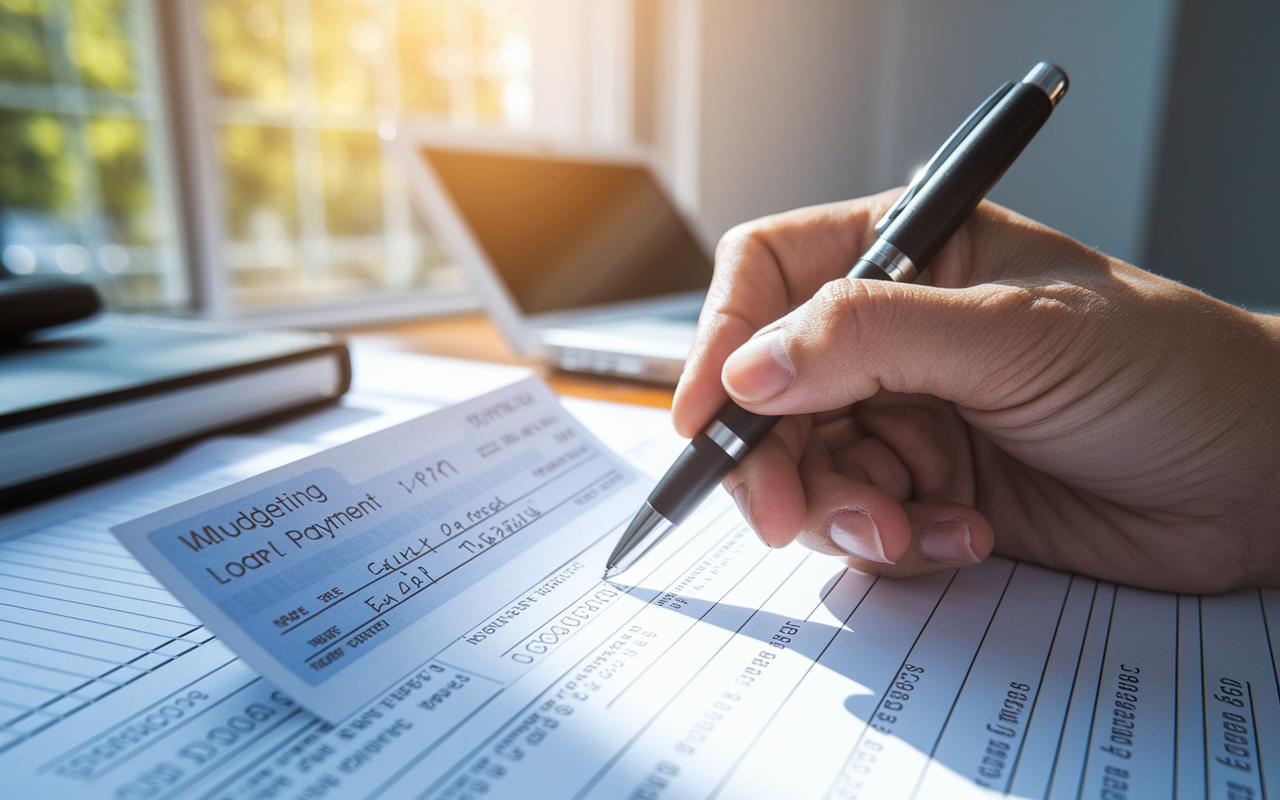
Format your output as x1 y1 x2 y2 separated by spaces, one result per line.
345 312 677 409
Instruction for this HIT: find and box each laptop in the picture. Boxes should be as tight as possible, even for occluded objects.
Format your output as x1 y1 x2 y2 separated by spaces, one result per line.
397 133 712 384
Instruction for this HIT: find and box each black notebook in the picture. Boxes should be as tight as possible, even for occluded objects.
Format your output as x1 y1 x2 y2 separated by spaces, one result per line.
0 314 351 506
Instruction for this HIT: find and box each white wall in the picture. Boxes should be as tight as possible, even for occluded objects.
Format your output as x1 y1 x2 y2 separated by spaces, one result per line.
667 0 1180 266
696 1 882 242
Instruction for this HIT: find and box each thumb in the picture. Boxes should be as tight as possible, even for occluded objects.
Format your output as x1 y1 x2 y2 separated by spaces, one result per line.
721 276 1092 415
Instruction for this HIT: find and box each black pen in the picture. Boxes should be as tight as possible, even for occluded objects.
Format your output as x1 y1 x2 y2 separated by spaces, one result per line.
604 62 1069 580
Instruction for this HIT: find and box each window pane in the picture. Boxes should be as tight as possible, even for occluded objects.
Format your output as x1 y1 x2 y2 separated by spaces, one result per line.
0 0 186 310
66 0 137 92
398 0 532 123
220 124 299 241
218 124 304 306
0 110 73 211
396 0 451 114
86 115 153 243
321 128 381 237
0 0 55 84
204 0 290 103
311 0 380 108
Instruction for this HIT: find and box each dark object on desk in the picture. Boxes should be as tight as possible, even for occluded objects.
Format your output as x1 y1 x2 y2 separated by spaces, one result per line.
0 314 351 507
0 275 102 339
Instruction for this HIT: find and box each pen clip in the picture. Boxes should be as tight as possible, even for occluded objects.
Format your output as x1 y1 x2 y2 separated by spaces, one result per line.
874 81 1016 234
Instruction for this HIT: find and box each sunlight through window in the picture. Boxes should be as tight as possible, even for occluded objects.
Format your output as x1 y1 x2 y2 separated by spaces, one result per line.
203 0 534 309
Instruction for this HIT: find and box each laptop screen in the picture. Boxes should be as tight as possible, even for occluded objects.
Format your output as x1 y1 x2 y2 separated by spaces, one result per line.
421 148 712 316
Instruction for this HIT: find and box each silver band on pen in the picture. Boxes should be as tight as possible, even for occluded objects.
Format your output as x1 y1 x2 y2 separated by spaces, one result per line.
706 419 750 462
862 239 918 283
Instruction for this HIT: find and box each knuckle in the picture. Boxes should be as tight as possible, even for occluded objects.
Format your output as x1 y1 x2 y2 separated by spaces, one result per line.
809 279 859 331
717 219 756 248
785 279 897 399
708 225 782 308
980 280 1104 321
804 278 890 354
968 281 1106 399
715 220 768 268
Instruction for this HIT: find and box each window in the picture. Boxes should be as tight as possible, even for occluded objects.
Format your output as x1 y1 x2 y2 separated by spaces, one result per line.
1 0 637 325
196 0 535 317
0 0 187 310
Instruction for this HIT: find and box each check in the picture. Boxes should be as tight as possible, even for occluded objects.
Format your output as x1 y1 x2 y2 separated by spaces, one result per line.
111 377 647 721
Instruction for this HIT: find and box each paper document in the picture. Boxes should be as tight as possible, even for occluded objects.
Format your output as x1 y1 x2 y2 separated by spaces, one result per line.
0 350 1277 800
111 377 645 721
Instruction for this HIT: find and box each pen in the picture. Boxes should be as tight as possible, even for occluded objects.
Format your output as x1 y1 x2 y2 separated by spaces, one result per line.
603 62 1070 580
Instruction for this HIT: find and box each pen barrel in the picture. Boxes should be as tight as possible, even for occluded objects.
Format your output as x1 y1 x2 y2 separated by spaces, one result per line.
715 399 782 447
648 401 780 524
647 435 736 524
847 260 893 282
881 82 1054 270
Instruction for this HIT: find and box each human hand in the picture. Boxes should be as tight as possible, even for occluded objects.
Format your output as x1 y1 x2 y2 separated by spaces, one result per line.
672 190 1280 592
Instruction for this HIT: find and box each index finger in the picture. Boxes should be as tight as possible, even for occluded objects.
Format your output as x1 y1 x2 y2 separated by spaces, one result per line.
672 191 899 438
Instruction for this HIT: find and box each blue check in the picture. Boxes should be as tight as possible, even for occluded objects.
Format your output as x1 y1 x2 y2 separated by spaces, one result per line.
113 377 645 721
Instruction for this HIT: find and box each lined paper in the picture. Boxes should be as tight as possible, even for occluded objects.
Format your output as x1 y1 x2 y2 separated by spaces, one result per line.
0 441 289 747
0 350 1276 800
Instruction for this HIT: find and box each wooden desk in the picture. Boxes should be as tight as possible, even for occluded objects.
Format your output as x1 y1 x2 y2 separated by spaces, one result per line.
343 312 676 409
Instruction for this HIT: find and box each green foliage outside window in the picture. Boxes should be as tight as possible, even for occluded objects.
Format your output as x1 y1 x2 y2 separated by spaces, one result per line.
220 124 299 241
0 0 178 308
66 0 136 92
0 0 54 84
204 0 290 103
86 115 153 244
320 129 382 238
0 110 72 212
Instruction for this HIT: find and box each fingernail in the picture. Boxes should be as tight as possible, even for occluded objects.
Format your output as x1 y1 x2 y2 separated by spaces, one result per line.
731 483 768 547
919 519 979 563
723 329 794 402
829 509 892 563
